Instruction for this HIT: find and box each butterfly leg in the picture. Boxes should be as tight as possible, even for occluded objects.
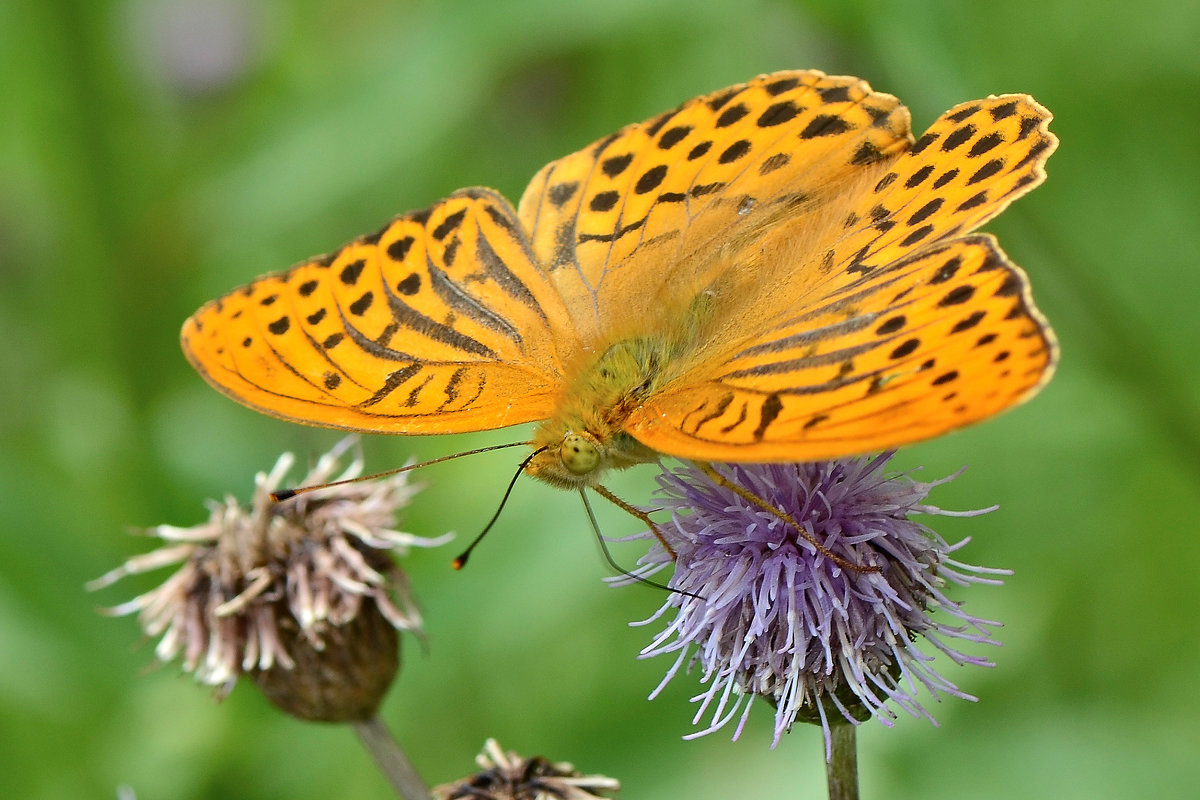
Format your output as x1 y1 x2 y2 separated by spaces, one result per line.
693 462 880 574
592 484 678 560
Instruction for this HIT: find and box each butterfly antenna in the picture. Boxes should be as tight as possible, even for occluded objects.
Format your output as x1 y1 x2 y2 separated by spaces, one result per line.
270 441 530 502
579 489 703 600
451 447 545 569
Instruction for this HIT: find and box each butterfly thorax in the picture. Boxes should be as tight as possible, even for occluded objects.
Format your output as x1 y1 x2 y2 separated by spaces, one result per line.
525 336 675 489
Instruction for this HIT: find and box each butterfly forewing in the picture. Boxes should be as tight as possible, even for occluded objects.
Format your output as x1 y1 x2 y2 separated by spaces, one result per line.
516 71 916 342
817 95 1057 297
182 189 568 433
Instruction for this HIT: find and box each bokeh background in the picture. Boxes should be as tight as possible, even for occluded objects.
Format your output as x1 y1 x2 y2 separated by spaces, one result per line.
3 1 1198 798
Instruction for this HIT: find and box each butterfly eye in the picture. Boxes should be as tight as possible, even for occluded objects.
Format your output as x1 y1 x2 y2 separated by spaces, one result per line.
560 433 600 476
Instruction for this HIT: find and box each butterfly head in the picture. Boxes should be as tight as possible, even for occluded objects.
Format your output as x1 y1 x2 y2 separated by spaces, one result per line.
525 421 658 489
525 431 605 489
558 432 601 475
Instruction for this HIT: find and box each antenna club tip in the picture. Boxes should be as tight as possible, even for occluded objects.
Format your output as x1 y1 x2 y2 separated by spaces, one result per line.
271 489 297 502
451 556 467 570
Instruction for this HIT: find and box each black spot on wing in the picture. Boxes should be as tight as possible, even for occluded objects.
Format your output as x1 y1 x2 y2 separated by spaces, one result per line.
690 181 724 197
851 141 886 166
969 133 1005 157
644 110 672 138
907 198 944 225
1015 138 1052 169
752 394 783 441
818 85 851 104
968 158 1005 185
718 140 752 164
483 203 516 233
706 88 737 111
875 172 898 192
340 259 366 285
658 125 691 149
951 310 986 332
635 165 668 194
442 237 460 267
387 236 415 262
875 315 905 335
602 154 633 177
688 394 733 433
546 182 578 208
757 100 799 127
431 209 466 241
990 100 1018 120
396 273 420 295
800 114 852 139
905 165 934 188
900 224 934 246
358 365 423 409
764 76 799 95
590 190 620 212
947 104 980 123
938 285 975 306
910 132 938 154
759 152 790 175
890 338 919 359
933 168 959 189
349 292 373 316
957 191 989 211
716 103 749 127
941 124 976 151
930 256 962 284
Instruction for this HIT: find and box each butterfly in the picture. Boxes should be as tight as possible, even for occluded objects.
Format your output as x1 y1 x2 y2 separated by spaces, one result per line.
182 70 1057 495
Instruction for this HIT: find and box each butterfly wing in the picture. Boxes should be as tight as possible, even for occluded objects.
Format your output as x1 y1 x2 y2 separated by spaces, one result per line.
516 70 916 348
182 188 571 433
623 94 1057 460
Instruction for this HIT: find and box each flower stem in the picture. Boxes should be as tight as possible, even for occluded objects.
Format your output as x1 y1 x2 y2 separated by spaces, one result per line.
825 721 859 800
353 716 433 800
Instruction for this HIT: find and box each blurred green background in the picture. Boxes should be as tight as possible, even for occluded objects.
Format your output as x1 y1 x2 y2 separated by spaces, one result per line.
3 0 1198 798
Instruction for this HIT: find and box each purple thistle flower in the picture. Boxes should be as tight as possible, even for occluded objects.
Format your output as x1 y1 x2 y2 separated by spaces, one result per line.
620 452 1009 755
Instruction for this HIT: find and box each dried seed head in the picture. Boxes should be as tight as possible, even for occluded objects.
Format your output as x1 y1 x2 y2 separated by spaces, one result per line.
93 437 451 720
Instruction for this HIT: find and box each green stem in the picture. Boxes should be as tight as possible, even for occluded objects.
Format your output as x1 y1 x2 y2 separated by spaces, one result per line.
825 722 859 800
353 716 433 800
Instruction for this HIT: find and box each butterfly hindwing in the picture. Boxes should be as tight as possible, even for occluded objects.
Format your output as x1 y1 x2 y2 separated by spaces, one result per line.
627 235 1054 460
182 189 568 433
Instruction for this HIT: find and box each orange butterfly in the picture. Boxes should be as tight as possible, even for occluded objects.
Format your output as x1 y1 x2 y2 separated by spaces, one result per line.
183 70 1057 494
